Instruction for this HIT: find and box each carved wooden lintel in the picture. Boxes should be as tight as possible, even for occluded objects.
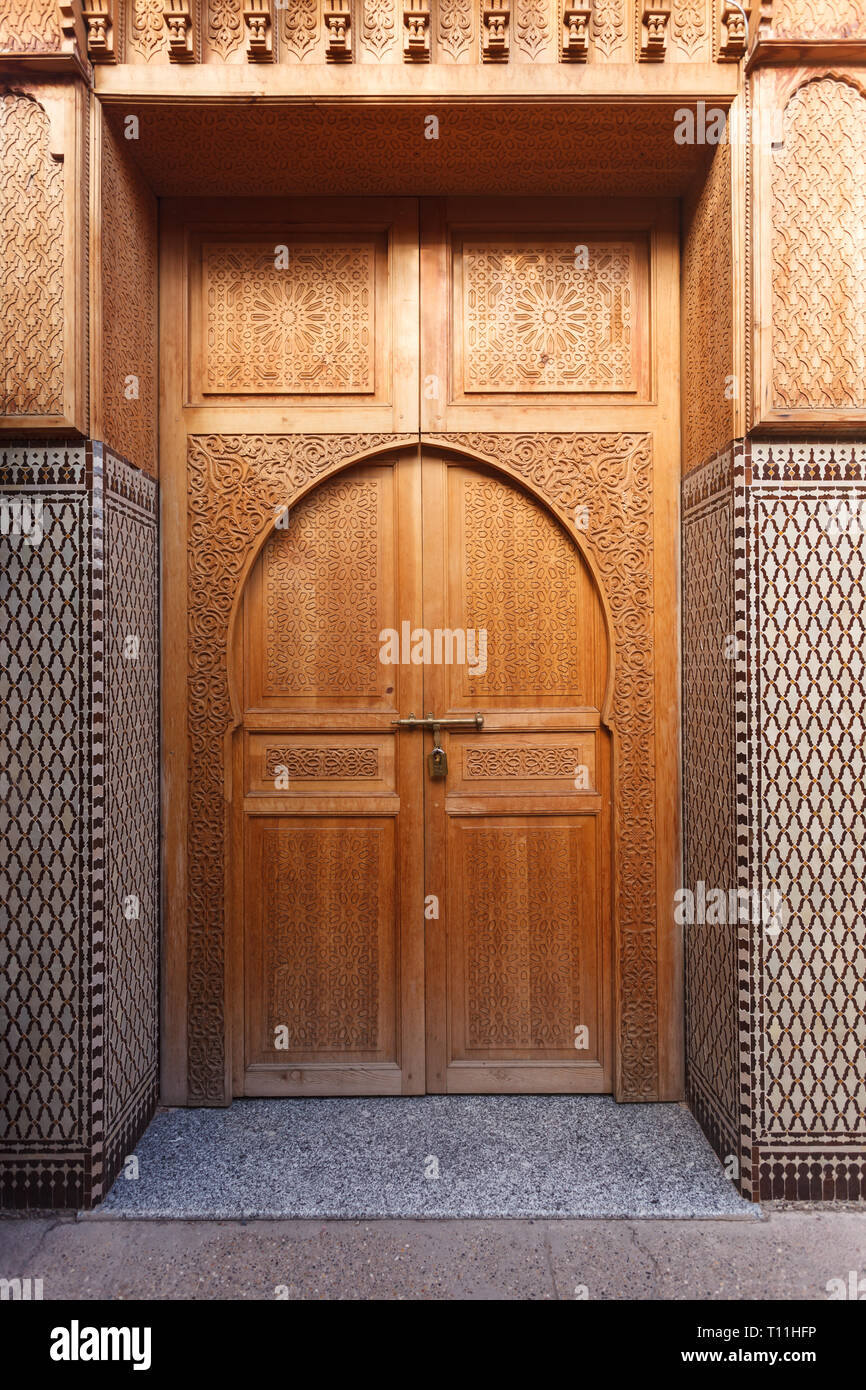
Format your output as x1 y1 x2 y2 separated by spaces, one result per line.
164 0 195 61
324 0 353 60
244 1 274 60
638 1 669 61
719 1 749 61
82 2 116 61
482 0 510 60
561 4 591 60
403 0 431 59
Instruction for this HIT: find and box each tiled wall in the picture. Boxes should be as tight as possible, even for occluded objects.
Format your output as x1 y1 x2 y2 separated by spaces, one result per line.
0 442 158 1209
684 440 866 1200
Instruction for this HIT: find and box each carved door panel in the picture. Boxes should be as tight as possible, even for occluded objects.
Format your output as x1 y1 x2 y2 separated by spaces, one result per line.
238 454 426 1095
422 453 612 1092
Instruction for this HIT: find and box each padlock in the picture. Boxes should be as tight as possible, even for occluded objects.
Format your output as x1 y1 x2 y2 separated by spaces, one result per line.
428 745 448 779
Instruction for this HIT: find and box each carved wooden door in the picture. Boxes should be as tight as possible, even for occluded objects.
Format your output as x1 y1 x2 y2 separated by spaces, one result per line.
163 196 680 1105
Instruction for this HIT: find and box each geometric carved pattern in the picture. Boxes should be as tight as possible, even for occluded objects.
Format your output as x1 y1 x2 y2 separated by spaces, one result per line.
264 826 381 1051
772 0 866 39
683 137 734 473
185 433 410 1102
772 79 866 412
682 446 739 1163
262 476 380 694
0 0 63 52
462 242 634 393
749 482 866 1139
0 91 64 417
463 745 584 778
0 476 90 1151
202 243 376 394
100 115 159 476
0 443 159 1209
105 103 708 199
683 440 866 1199
461 477 584 695
462 825 582 1050
264 746 380 778
104 453 159 1139
432 432 657 1099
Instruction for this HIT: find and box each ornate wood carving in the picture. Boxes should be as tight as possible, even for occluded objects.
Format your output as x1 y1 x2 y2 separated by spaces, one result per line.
460 240 635 393
592 0 627 56
185 433 412 1102
324 0 353 58
206 0 245 56
263 825 382 1050
670 0 705 56
481 0 510 58
515 0 549 56
100 116 158 475
718 0 748 58
164 0 195 59
263 746 380 778
464 745 585 777
437 0 473 56
682 138 734 472
0 90 64 418
201 242 376 394
402 0 431 57
560 1 590 57
462 825 583 1050
83 2 117 59
244 0 273 58
428 431 658 1100
262 479 381 694
638 0 670 59
0 0 63 52
462 477 584 694
361 0 397 54
771 77 866 411
282 0 318 56
772 1 866 40
129 0 169 57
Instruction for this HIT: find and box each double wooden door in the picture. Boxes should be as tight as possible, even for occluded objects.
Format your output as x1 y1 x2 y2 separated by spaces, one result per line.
161 196 680 1105
238 445 611 1095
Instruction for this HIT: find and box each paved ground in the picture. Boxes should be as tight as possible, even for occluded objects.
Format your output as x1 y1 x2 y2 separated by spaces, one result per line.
92 1097 754 1219
0 1211 863 1299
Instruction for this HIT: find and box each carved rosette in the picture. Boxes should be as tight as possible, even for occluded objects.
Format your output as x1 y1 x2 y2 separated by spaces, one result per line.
429 431 660 1101
185 433 413 1102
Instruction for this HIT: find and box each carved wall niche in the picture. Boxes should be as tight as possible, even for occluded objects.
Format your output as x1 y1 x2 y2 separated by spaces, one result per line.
183 430 661 1104
97 110 158 476
0 81 87 432
753 68 866 426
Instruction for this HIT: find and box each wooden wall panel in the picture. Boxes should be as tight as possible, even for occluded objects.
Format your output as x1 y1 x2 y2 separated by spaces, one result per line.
682 138 735 474
752 67 866 428
0 80 87 433
96 109 158 475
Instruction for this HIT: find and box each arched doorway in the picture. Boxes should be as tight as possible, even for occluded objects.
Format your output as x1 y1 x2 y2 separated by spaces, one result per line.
229 447 612 1096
